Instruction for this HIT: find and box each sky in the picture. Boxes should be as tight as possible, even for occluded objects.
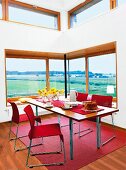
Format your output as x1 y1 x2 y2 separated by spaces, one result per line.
6 53 116 74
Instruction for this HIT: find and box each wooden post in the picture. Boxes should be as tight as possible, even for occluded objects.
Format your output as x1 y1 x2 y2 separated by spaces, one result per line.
2 0 8 20
46 59 50 90
85 57 89 93
68 59 70 93
64 54 67 98
110 0 117 9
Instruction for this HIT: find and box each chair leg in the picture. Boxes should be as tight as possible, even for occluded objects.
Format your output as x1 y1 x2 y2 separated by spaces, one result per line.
14 124 19 151
11 124 42 152
9 121 27 141
26 140 32 167
58 115 75 128
102 114 116 146
29 138 66 167
61 139 66 163
60 138 63 152
9 121 13 140
74 122 93 137
61 122 76 128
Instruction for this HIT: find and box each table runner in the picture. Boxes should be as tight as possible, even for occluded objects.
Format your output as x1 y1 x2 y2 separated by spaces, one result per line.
36 99 103 115
51 100 103 115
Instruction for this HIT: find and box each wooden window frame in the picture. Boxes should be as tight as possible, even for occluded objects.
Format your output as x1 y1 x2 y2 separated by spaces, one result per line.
3 0 61 30
68 0 117 29
5 55 47 103
0 0 6 20
85 52 117 106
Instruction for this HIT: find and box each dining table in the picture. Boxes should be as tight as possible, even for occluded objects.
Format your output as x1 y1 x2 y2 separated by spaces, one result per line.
25 98 119 160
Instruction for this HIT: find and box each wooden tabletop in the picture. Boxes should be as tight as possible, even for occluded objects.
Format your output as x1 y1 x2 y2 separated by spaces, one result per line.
27 99 119 122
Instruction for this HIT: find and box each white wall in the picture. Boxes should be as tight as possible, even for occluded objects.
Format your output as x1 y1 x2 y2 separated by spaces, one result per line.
16 0 64 11
0 20 63 52
17 0 87 11
1 3 126 129
61 5 126 128
63 0 86 11
0 20 63 122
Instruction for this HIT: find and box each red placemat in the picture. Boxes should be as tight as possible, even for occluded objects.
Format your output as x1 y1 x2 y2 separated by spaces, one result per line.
36 99 104 115
51 100 64 107
70 104 104 115
36 98 44 102
36 99 64 106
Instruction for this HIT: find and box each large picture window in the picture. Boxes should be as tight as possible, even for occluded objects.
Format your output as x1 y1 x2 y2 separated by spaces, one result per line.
6 58 46 98
8 1 60 30
49 60 64 89
88 53 116 97
69 0 111 28
68 58 86 93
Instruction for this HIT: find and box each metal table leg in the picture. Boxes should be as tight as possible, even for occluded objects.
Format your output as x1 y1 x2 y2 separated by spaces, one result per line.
69 118 73 160
36 106 38 116
58 115 61 126
96 116 101 149
36 106 38 126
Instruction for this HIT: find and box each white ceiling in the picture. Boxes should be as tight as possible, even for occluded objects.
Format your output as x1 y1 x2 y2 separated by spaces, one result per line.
18 0 86 11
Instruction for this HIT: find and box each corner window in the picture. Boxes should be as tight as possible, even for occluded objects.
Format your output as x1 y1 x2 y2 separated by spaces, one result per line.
8 1 60 30
6 58 46 98
49 60 64 89
88 53 116 97
68 58 86 93
69 0 110 28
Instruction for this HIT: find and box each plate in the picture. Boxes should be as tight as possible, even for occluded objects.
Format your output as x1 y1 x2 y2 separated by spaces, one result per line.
84 109 98 112
67 102 78 106
61 106 72 110
45 105 53 108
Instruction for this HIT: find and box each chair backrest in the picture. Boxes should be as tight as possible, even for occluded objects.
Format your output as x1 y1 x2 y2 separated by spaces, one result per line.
9 102 20 124
24 105 35 128
91 94 113 108
76 92 88 102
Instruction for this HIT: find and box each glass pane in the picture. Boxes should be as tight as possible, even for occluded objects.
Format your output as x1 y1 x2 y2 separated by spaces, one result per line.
117 0 126 6
71 0 110 28
68 58 86 93
0 0 2 19
88 54 116 97
6 58 46 98
9 3 58 29
49 60 64 90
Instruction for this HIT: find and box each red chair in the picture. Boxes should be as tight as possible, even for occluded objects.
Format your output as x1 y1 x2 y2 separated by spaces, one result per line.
76 94 114 141
92 94 113 108
74 92 92 137
24 105 66 168
90 94 115 146
9 102 41 151
76 92 88 102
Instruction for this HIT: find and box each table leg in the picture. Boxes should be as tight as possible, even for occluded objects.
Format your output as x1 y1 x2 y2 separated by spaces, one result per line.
36 106 38 126
96 116 101 149
69 118 73 160
58 115 61 126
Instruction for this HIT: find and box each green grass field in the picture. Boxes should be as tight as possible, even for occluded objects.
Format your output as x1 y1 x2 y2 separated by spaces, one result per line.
7 75 116 97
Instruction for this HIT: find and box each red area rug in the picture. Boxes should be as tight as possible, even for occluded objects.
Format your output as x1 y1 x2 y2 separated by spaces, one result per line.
12 117 126 170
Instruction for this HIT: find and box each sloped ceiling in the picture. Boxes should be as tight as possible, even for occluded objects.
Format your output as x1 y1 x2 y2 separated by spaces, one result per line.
16 0 86 11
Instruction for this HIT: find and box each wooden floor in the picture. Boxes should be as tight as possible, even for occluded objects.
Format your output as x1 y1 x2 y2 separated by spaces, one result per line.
0 114 126 170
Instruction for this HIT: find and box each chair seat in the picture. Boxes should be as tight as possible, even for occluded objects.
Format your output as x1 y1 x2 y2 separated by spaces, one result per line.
19 114 41 123
29 123 62 139
19 114 29 122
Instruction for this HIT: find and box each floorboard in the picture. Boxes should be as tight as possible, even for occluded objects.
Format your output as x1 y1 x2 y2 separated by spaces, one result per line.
0 113 126 170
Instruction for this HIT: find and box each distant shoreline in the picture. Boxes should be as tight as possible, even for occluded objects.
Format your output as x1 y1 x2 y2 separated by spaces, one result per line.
7 71 115 78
